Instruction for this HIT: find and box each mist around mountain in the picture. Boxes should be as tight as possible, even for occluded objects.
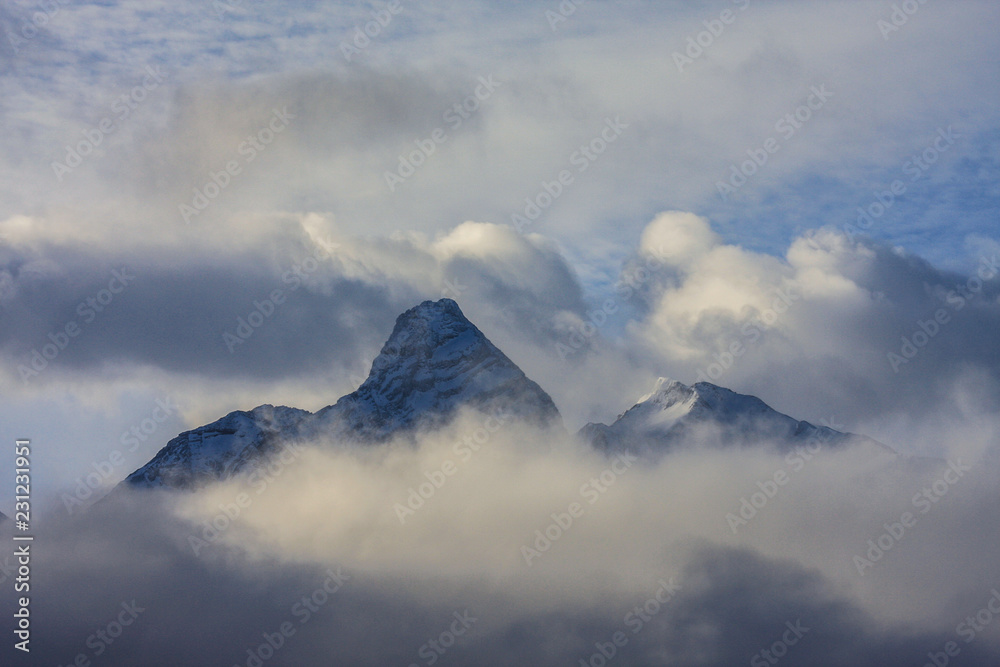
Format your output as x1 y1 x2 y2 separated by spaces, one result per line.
124 299 562 490
9 299 996 667
124 299 889 493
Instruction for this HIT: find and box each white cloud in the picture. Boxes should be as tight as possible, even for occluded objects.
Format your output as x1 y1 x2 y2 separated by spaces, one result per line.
621 213 1000 448
168 412 1000 639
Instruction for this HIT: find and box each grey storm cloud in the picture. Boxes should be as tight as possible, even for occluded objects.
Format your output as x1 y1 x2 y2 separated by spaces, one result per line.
0 243 404 382
0 220 589 386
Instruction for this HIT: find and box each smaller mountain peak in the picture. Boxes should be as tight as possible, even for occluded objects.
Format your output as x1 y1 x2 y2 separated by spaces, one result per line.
579 376 874 457
636 377 693 405
652 376 682 392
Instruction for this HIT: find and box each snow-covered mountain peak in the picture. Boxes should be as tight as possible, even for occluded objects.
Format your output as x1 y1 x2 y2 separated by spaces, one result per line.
580 376 877 456
628 377 776 423
121 298 892 494
318 298 561 437
615 377 699 432
123 298 562 491
636 376 691 405
362 298 491 394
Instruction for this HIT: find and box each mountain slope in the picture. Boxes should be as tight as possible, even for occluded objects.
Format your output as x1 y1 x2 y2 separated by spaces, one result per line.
124 302 891 493
124 299 560 490
313 298 561 439
124 405 312 489
579 377 890 456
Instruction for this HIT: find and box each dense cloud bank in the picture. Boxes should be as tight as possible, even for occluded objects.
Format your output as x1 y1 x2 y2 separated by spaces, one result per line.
5 412 998 665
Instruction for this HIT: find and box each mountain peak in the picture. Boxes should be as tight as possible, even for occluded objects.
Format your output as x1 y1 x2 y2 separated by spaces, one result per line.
124 299 561 490
364 298 479 382
581 376 865 455
397 297 465 326
631 377 777 421
636 377 693 406
317 298 561 438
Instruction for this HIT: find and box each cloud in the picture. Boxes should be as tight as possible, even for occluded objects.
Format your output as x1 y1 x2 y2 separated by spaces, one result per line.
172 411 999 629
0 217 586 395
1 206 997 492
3 0 996 263
616 215 1000 449
7 205 998 453
1 4 998 660
9 412 998 665
638 211 719 271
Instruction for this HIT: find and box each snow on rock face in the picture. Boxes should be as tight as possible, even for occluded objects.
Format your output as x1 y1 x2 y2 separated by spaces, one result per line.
124 405 312 490
579 376 862 456
314 299 561 439
125 299 561 490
